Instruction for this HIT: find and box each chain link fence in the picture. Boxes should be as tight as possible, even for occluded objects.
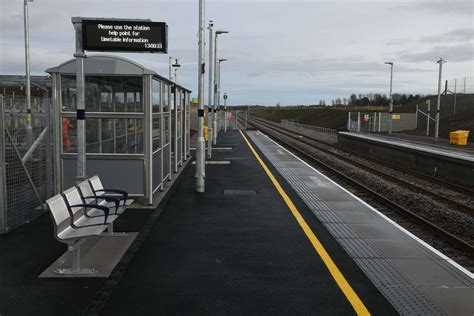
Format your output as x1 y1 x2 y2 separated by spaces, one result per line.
0 94 54 234
346 112 417 134
444 76 474 117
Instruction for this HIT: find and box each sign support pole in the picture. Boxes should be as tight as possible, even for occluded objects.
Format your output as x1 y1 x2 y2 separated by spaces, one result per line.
196 0 206 192
72 19 87 183
207 21 213 158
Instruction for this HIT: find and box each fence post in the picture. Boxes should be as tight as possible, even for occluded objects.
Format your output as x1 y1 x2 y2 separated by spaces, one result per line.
0 95 8 234
426 99 431 136
380 112 383 132
347 111 351 131
373 113 376 132
415 105 418 129
453 78 457 116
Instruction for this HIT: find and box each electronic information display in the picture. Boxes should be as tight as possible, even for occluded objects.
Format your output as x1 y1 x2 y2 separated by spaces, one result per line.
82 19 168 53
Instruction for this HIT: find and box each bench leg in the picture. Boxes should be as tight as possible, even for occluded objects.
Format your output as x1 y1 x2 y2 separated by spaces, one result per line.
102 222 127 237
54 244 97 275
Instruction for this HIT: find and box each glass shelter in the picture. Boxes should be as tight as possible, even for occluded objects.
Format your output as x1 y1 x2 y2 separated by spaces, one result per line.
47 55 191 205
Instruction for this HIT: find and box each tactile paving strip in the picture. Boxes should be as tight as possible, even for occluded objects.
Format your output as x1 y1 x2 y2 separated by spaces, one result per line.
249 132 446 316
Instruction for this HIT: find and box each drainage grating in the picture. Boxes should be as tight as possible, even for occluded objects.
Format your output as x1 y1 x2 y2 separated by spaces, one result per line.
191 160 230 165
224 190 257 195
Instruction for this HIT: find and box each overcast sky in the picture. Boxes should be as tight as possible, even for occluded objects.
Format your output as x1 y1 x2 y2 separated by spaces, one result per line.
1 0 473 105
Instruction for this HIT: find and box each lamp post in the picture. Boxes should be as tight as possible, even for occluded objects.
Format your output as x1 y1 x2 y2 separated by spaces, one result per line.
435 58 446 142
196 0 206 192
217 58 227 136
213 30 229 144
168 56 173 80
24 0 34 146
384 62 394 134
207 20 214 158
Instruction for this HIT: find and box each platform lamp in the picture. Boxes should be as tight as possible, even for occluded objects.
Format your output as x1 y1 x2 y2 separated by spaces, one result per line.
384 61 394 135
24 0 35 146
217 58 228 134
213 30 229 144
217 58 228 136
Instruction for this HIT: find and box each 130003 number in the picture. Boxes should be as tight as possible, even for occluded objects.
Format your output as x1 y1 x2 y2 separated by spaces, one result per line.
145 43 163 49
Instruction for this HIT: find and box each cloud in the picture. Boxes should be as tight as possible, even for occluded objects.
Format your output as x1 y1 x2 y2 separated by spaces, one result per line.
1 0 473 105
393 0 474 15
399 43 474 62
419 28 474 44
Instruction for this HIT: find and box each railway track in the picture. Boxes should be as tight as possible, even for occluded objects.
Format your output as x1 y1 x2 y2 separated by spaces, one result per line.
249 116 474 214
244 116 474 256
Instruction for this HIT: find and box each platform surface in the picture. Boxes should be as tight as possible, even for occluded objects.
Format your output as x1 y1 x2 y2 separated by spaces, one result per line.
340 131 474 162
248 130 473 316
99 130 396 315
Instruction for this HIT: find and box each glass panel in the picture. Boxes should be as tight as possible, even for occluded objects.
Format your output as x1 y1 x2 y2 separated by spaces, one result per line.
62 117 77 153
176 90 182 111
101 91 113 112
152 116 161 151
61 76 77 111
61 117 144 154
152 80 161 113
163 83 169 112
114 92 125 112
115 118 126 153
61 76 143 112
163 114 170 145
101 118 114 153
177 113 182 138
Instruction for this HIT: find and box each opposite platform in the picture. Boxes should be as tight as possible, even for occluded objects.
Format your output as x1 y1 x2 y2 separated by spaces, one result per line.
338 131 474 186
98 130 395 315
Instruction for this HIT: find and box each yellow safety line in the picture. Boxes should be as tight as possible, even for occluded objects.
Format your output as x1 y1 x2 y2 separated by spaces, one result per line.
239 130 370 316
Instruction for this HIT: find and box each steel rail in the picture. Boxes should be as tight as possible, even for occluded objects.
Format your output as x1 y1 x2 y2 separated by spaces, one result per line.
249 117 474 214
250 116 474 196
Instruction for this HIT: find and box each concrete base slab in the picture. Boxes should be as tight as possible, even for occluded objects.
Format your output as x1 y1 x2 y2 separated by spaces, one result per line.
39 232 138 278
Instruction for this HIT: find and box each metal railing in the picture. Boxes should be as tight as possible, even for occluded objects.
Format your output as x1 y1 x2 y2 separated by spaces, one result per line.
281 119 337 143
